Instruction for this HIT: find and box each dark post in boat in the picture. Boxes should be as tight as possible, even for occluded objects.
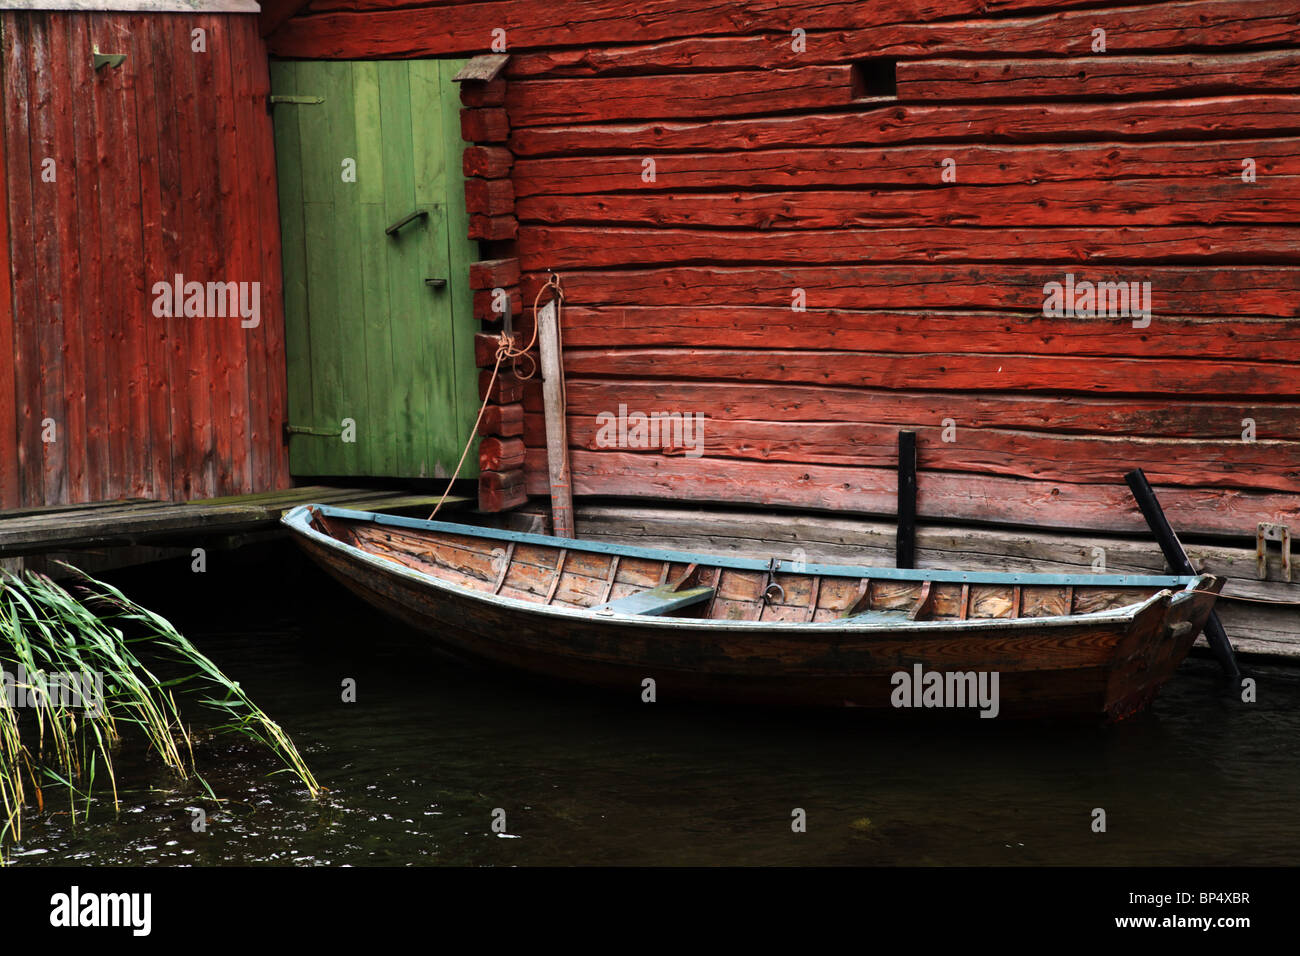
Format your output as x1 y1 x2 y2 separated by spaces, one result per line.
897 430 917 571
1125 468 1241 679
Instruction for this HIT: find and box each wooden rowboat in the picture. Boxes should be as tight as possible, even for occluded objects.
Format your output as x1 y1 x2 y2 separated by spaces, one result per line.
282 504 1224 720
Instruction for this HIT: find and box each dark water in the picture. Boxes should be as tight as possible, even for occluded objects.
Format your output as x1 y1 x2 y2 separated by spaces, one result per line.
9 543 1300 866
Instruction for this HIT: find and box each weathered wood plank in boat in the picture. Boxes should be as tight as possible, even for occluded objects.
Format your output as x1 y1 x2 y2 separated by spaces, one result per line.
593 584 714 616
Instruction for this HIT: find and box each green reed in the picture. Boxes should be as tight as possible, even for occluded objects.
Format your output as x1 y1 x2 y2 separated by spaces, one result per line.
0 565 320 859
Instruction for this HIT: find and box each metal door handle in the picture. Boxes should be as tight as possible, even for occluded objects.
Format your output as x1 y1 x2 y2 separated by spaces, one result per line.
385 208 428 236
425 278 446 290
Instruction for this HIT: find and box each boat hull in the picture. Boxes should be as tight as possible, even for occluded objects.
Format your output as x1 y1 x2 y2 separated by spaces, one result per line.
288 508 1222 720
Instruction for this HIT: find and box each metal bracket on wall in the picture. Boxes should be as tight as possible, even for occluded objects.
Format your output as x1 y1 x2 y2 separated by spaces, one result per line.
284 423 344 441
267 94 324 113
92 46 126 71
1257 523 1292 582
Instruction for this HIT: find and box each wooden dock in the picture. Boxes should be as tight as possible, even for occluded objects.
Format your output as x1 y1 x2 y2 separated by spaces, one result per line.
0 486 470 559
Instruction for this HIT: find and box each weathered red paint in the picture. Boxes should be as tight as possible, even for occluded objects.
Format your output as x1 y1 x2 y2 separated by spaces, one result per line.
0 10 289 508
263 0 1300 535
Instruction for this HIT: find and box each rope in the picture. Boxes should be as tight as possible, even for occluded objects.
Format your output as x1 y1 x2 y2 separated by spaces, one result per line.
428 274 564 520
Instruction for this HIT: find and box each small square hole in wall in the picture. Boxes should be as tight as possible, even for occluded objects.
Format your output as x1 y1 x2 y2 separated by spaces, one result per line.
851 58 898 99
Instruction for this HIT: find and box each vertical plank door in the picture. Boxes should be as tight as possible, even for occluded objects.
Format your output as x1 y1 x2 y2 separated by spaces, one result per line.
270 58 477 479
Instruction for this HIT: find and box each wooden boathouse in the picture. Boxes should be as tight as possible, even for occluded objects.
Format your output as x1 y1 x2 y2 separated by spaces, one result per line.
1 1 1297 653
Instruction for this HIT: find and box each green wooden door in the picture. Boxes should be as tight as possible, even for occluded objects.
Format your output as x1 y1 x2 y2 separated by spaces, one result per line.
271 59 479 479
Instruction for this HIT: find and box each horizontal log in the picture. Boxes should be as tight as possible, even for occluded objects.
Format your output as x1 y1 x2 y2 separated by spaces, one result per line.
522 449 1300 538
468 214 518 240
479 468 527 512
469 257 521 291
506 1 1300 76
509 95 1300 156
479 403 525 438
560 348 1300 396
522 380 543 413
464 178 515 217
897 50 1300 101
549 307 1300 363
459 78 506 108
479 436 527 472
480 368 524 403
570 501 1300 605
513 139 1300 197
508 53 1300 126
519 224 1300 269
515 178 1300 230
460 107 508 143
260 0 310 37
1213 606 1300 657
463 145 514 179
475 331 520 367
531 414 1299 492
270 0 1096 58
507 65 853 126
553 380 1300 439
538 265 1300 317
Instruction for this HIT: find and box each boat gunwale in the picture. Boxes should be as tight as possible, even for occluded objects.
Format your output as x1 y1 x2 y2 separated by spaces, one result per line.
282 504 1211 633
291 505 1201 587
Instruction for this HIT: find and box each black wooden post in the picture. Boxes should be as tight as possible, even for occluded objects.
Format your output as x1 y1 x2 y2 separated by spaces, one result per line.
897 430 917 569
1124 468 1241 679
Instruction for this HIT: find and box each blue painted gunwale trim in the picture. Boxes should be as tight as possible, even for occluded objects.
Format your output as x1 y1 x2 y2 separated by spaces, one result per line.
284 504 1200 591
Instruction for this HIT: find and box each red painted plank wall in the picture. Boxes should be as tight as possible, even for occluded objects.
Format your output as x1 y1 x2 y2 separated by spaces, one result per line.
268 0 1300 539
1 10 289 510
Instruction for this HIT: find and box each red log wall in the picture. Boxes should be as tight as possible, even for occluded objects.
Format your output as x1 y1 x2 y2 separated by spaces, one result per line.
287 4 1300 536
1 10 289 509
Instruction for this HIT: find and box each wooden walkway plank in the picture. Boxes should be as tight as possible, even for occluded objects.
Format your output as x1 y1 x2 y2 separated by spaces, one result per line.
0 487 470 556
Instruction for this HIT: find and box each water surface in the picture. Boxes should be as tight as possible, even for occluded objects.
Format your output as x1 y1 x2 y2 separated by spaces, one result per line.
10 543 1300 866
